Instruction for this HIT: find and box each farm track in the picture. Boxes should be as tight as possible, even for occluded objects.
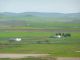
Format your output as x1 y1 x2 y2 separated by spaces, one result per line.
0 54 49 58
0 54 80 60
0 29 80 32
57 57 80 60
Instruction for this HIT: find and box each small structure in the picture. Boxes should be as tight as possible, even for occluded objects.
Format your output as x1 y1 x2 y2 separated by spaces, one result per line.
56 35 61 38
56 33 71 38
9 38 22 42
15 38 22 41
49 33 71 38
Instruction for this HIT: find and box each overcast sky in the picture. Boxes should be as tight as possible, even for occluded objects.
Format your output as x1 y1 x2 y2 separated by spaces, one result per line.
0 0 80 13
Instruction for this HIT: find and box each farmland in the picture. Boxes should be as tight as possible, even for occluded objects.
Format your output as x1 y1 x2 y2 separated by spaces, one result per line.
0 29 80 57
0 12 80 59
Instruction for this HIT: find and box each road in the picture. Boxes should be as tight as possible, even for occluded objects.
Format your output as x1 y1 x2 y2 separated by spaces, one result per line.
57 57 80 60
0 54 49 58
0 54 80 60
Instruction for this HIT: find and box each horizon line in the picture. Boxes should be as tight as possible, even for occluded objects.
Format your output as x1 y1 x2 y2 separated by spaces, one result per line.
0 12 80 14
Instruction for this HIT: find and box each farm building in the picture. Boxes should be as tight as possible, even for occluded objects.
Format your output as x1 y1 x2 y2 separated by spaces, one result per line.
49 33 71 38
9 38 22 42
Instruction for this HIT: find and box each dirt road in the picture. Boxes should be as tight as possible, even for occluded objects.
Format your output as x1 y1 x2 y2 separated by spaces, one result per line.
0 54 49 58
0 54 80 60
57 57 80 60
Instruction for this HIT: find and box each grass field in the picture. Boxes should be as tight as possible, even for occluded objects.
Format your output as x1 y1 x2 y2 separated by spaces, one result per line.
0 29 80 57
0 14 80 57
0 16 80 29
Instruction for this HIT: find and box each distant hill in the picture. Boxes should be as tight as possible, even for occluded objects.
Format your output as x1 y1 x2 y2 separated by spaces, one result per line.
0 12 80 18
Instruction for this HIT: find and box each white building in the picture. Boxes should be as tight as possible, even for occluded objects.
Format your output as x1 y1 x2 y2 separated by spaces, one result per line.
9 38 22 42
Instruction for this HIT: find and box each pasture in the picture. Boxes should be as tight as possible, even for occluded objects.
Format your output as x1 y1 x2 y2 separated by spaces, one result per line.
0 28 80 57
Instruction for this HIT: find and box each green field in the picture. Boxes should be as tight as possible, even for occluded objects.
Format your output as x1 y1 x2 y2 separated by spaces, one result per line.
0 13 80 57
0 30 80 57
0 15 80 29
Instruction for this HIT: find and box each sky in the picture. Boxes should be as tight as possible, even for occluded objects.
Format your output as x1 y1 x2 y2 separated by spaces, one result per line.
0 0 80 13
